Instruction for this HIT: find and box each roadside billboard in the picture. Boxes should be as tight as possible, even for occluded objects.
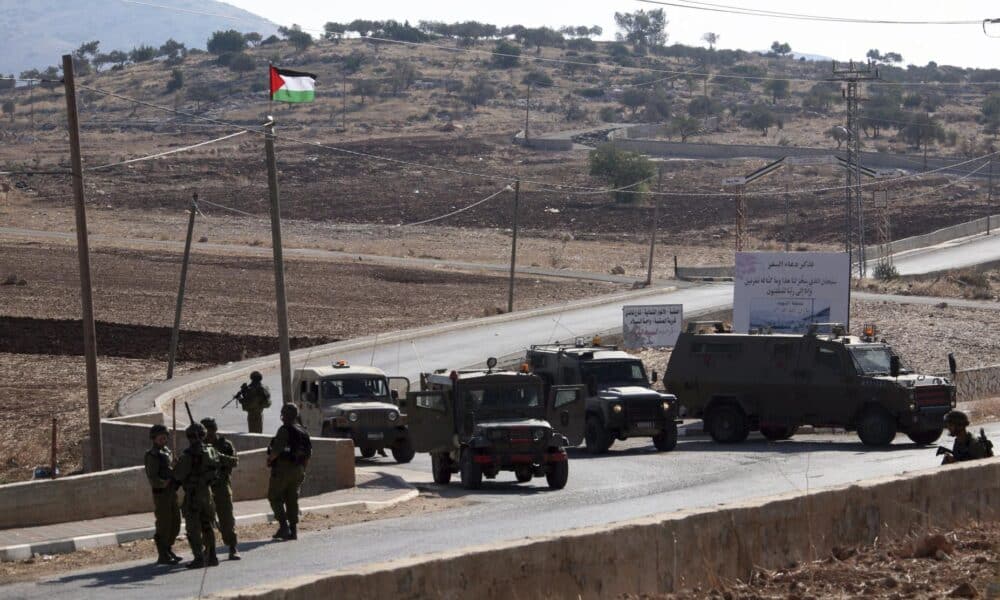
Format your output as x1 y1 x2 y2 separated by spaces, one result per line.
734 252 850 334
623 304 683 348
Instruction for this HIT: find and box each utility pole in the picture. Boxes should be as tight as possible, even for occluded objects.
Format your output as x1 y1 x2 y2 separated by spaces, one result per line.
264 118 293 405
507 180 520 314
524 84 531 143
831 60 878 279
63 54 103 472
342 72 347 131
646 166 662 286
167 193 198 379
784 183 791 252
989 153 995 235
735 185 746 251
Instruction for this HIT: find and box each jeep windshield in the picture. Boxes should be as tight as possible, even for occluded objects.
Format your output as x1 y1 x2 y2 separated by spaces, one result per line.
581 360 648 387
319 377 389 403
462 384 542 416
848 346 905 376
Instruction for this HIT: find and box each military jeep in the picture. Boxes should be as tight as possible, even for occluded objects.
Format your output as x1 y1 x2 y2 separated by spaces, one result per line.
400 358 586 490
292 361 415 463
664 322 957 447
526 341 680 454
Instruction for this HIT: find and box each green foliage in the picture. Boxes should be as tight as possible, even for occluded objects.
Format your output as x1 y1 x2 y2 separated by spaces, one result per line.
803 83 838 113
129 45 157 63
462 74 496 109
588 143 655 203
207 30 246 55
2 99 14 122
643 88 671 121
518 27 564 53
186 84 219 109
341 51 366 74
389 60 419 94
763 79 789 104
352 79 381 104
862 89 904 137
687 96 721 118
614 9 668 49
901 112 945 149
227 53 255 73
244 32 262 47
522 70 553 87
491 40 521 69
599 106 619 122
279 25 313 52
563 95 587 121
606 42 634 66
621 87 646 117
983 93 1000 132
577 88 604 99
669 115 701 141
165 68 184 93
741 104 778 135
873 263 899 281
769 41 792 56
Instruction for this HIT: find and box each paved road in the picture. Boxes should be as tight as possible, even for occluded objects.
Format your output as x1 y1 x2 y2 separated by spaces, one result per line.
887 231 1000 275
6 426 996 600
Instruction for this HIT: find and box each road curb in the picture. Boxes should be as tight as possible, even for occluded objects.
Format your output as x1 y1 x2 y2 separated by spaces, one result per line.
0 483 419 562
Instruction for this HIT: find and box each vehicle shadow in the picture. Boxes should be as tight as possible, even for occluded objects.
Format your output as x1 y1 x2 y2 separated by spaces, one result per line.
416 479 554 498
567 436 938 458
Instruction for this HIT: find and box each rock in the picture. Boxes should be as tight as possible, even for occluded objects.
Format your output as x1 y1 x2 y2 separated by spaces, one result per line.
611 265 626 275
913 534 955 558
949 582 978 598
936 302 949 309
934 549 951 562
883 576 899 589
832 546 856 561
1 274 16 285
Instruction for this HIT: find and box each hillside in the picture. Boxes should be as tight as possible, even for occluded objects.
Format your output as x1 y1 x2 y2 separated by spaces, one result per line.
0 0 276 75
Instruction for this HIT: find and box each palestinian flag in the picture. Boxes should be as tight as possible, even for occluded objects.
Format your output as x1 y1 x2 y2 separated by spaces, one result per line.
269 66 317 103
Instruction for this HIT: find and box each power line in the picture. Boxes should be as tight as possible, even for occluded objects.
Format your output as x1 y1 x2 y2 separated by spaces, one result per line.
637 0 984 25
396 185 511 227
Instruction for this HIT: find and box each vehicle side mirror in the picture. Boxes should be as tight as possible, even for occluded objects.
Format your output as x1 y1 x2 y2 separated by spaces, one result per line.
948 352 957 376
890 355 901 379
651 370 659 384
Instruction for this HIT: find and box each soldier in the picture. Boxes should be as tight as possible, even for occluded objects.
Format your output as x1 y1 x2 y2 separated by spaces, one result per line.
144 424 181 565
201 417 240 560
239 371 271 434
173 422 221 568
941 410 992 464
267 403 312 541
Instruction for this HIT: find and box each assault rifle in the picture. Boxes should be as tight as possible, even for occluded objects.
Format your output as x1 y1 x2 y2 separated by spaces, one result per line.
222 383 248 410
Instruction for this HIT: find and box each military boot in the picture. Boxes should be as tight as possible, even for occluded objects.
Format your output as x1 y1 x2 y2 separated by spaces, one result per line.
272 521 290 540
167 547 183 563
207 549 219 567
288 524 298 540
229 545 241 560
186 556 205 569
155 545 174 566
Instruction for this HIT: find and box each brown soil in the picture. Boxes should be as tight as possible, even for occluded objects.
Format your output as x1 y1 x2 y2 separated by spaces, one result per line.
619 523 1000 600
860 268 1000 302
0 492 463 585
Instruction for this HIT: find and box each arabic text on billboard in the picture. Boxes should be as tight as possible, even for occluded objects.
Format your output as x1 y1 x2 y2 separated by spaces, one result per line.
623 304 683 348
733 252 849 334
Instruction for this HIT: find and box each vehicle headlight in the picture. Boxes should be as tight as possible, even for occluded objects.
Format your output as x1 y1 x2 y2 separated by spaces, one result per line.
387 411 398 422
662 401 671 412
909 403 917 412
348 412 359 423
533 429 546 442
612 404 623 414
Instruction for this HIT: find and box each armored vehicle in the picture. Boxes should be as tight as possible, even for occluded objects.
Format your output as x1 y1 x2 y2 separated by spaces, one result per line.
664 323 957 447
292 361 415 463
400 358 586 490
525 340 680 454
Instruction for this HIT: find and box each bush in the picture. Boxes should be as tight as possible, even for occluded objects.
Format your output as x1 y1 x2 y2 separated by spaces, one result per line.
599 106 619 122
491 40 521 69
227 53 255 73
588 143 655 203
577 88 605 99
522 70 553 87
207 30 246 55
165 69 184 93
873 263 899 281
129 45 157 63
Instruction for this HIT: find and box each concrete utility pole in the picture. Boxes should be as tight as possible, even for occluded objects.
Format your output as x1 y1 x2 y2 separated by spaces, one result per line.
342 72 347 131
167 193 198 379
264 118 293 405
62 54 103 471
524 84 531 142
507 180 520 314
646 166 662 286
989 153 995 235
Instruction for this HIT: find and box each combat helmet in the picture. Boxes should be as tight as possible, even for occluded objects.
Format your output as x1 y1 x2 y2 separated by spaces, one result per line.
250 371 263 382
186 422 207 440
944 410 970 428
149 424 169 439
280 403 299 421
200 417 218 433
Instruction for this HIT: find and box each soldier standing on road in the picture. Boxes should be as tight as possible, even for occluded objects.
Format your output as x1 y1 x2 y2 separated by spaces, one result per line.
941 410 992 464
144 424 182 565
201 417 240 560
267 403 311 541
174 423 221 568
239 371 271 434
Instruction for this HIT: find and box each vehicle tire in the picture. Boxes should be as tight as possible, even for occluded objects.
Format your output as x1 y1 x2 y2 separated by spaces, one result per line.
707 404 750 444
546 458 569 490
391 439 416 464
460 449 483 490
652 423 678 451
760 425 796 441
857 408 898 447
585 416 613 454
431 453 452 485
360 447 377 459
906 428 943 446
514 466 533 483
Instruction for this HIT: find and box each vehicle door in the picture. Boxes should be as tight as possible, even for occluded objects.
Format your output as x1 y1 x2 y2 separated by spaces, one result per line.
760 340 798 426
547 385 586 445
387 377 410 406
400 391 453 453
296 378 323 435
796 341 851 426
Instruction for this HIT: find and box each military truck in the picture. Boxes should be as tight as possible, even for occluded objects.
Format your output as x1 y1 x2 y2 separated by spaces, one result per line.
400 358 586 490
664 322 957 447
525 340 680 454
292 361 415 463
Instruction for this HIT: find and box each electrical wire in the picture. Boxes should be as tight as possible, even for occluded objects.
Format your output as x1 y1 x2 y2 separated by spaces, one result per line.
395 185 511 227
196 198 260 218
895 159 991 202
637 0 984 25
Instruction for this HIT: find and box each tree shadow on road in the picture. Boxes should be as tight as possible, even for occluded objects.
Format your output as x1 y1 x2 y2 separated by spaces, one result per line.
674 437 937 454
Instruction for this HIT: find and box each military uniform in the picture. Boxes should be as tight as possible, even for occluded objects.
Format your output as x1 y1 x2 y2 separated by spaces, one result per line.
267 410 310 540
144 442 181 564
208 434 239 551
951 433 990 462
174 437 221 567
242 381 271 434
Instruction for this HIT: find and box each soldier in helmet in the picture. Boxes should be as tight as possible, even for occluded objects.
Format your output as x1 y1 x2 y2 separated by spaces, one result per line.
941 410 991 464
239 371 271 434
173 422 221 568
267 403 311 541
144 424 181 565
201 418 240 560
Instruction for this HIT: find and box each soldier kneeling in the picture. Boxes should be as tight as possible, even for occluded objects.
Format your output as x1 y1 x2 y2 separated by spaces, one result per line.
940 410 994 464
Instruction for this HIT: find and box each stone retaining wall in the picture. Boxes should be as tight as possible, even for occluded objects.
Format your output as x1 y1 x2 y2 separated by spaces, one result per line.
217 458 1000 600
954 364 1000 403
870 216 1000 259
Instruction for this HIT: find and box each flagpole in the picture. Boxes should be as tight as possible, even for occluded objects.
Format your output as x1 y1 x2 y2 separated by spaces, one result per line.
268 62 273 117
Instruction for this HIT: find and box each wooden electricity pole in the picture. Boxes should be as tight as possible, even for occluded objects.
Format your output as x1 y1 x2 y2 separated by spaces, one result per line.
63 54 103 471
507 180 520 314
646 166 662 286
167 193 198 379
264 118 293 405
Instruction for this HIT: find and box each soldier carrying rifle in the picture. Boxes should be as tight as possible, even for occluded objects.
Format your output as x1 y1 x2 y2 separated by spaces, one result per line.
938 410 994 464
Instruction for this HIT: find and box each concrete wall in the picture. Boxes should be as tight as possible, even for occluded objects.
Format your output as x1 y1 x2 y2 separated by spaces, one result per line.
870 215 1000 259
512 130 573 151
675 265 734 280
217 458 1000 600
954 364 1000 403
